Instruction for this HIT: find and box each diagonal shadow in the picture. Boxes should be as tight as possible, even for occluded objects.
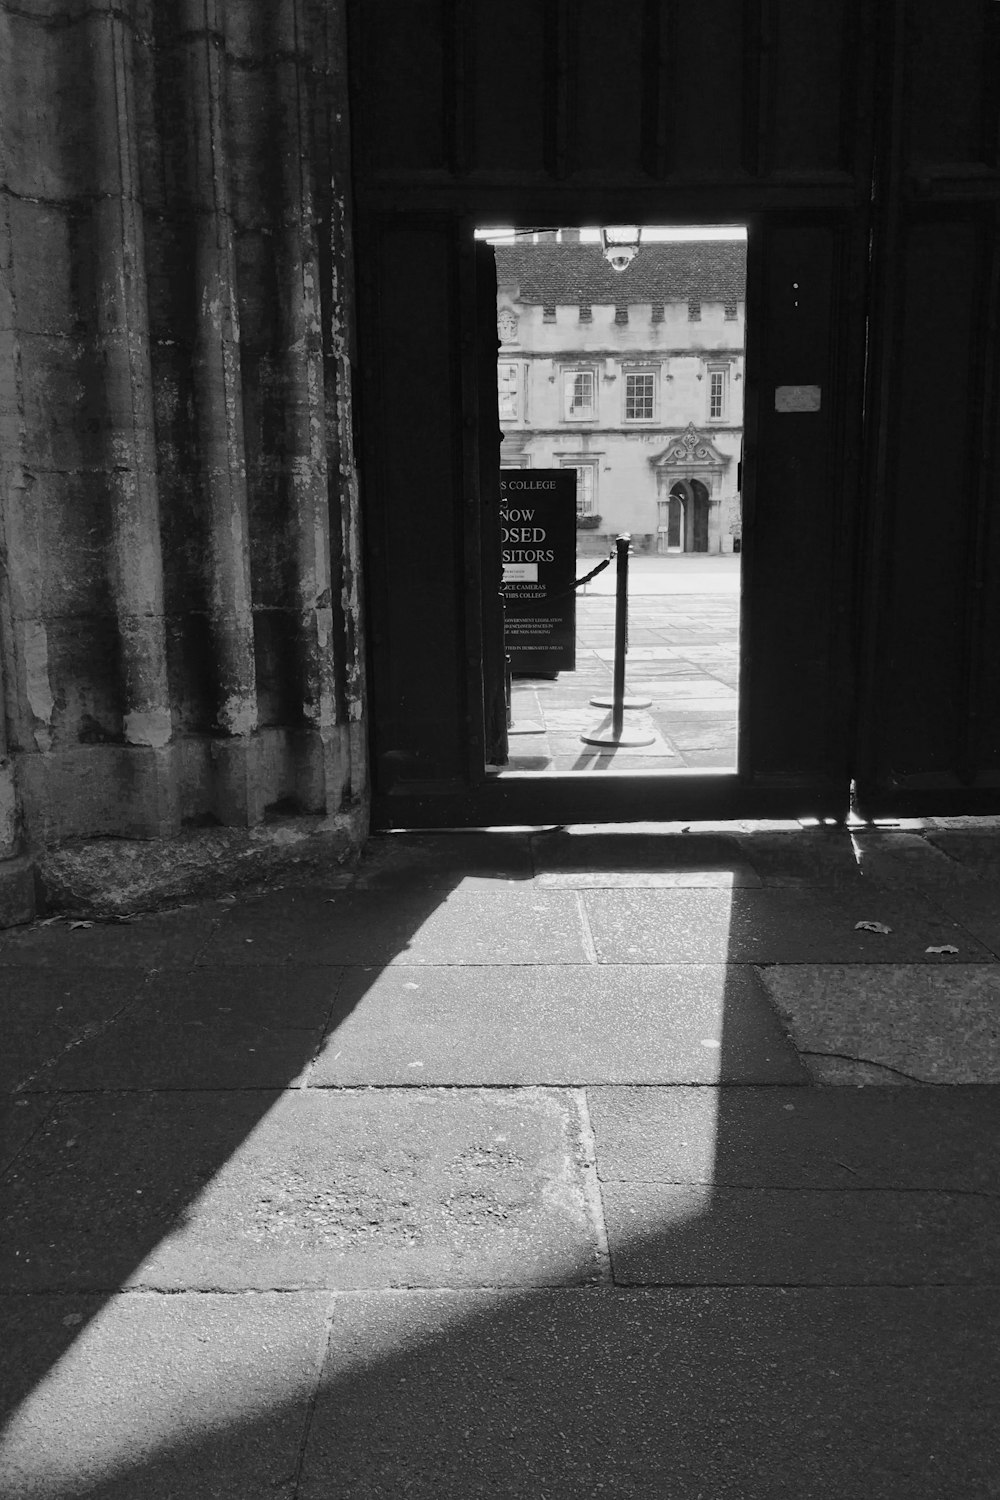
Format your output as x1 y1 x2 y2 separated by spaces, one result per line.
2 826 999 1496
0 831 537 1424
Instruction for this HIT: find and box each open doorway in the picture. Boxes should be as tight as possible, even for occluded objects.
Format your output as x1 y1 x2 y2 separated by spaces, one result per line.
480 223 746 777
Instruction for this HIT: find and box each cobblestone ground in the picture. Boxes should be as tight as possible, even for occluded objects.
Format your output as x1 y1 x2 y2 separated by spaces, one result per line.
506 557 739 772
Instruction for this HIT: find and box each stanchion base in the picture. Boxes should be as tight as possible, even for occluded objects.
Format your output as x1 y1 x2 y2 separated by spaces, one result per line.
589 693 652 709
581 725 656 747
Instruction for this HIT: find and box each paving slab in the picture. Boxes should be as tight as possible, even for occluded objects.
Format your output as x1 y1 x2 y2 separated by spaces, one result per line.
349 831 534 889
846 830 971 889
197 888 591 967
530 829 760 888
646 712 737 751
759 964 1000 1083
0 1096 55 1174
676 747 737 768
924 827 1000 879
587 1085 1000 1190
0 1291 329 1499
308 965 805 1086
0 908 218 969
582 887 991 964
603 1182 999 1284
26 966 341 1091
141 963 342 1028
0 1089 602 1291
300 1286 1000 1499
930 882 1000 956
731 829 870 886
0 967 147 1092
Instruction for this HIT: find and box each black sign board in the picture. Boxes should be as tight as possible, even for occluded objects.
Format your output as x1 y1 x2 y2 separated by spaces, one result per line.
500 469 577 673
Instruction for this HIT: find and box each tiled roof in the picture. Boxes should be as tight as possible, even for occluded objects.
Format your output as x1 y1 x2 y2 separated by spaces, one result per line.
495 241 746 305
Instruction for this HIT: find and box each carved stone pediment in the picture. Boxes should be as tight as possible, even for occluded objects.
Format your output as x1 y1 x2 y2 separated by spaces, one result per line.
650 422 726 469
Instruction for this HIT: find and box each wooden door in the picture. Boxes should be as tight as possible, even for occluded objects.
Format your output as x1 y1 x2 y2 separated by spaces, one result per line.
347 0 893 827
852 0 1000 815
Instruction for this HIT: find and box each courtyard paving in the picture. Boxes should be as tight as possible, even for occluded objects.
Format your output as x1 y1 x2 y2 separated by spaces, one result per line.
2 817 999 1496
506 552 740 772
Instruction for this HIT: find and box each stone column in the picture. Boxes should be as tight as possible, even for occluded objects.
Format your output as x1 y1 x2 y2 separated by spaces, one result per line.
271 1 339 790
324 0 368 800
91 7 172 751
180 0 257 743
0 187 33 922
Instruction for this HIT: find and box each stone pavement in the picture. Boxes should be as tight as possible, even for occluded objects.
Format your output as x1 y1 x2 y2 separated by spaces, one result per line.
507 561 739 772
2 819 999 1497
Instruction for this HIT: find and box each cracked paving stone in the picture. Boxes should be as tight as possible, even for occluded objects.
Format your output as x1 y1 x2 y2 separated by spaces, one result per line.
759 964 1000 1083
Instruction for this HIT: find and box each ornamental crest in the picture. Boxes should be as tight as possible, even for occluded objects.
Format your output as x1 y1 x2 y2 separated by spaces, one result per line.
497 309 519 344
651 422 726 469
666 422 717 463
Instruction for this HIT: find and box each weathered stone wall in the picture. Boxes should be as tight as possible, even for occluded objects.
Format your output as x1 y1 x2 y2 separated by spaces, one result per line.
0 0 367 919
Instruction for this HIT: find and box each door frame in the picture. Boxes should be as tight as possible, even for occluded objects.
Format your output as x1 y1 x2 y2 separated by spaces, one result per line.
366 207 865 828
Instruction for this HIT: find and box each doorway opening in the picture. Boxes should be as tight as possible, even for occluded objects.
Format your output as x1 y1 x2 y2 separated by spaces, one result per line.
481 223 747 777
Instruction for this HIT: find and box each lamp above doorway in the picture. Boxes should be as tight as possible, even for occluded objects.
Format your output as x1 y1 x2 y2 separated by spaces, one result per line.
600 225 642 271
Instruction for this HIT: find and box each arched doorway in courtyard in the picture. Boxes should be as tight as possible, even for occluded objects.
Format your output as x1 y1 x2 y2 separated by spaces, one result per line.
652 425 727 554
657 479 711 553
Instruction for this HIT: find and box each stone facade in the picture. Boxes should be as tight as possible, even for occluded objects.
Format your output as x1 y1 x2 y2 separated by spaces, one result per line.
0 0 367 919
495 239 745 555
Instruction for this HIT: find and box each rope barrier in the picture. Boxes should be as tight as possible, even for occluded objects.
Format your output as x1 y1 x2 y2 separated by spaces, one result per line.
538 553 612 605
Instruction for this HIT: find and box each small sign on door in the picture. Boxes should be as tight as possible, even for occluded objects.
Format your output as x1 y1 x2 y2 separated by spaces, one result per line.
775 384 821 412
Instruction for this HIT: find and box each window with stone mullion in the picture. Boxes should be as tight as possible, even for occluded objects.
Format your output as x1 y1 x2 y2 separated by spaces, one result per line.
625 371 654 421
564 368 595 419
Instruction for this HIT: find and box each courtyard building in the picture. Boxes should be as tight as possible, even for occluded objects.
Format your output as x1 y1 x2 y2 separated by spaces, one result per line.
495 236 745 554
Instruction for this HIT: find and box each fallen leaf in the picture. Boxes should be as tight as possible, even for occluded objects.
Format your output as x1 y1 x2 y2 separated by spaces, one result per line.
68 921 94 930
925 944 959 955
854 920 892 934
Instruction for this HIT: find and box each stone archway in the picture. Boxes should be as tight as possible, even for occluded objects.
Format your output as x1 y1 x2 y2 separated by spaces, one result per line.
651 423 728 553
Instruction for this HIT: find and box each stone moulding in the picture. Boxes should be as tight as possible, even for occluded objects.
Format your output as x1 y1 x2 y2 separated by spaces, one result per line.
30 803 368 922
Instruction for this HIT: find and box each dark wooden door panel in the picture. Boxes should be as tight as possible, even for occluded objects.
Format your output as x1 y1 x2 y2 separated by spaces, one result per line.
358 222 469 793
474 240 508 769
739 216 866 799
853 0 1000 815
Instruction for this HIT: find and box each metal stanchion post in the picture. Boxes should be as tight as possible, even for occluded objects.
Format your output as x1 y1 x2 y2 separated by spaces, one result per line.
581 534 655 748
611 535 628 737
